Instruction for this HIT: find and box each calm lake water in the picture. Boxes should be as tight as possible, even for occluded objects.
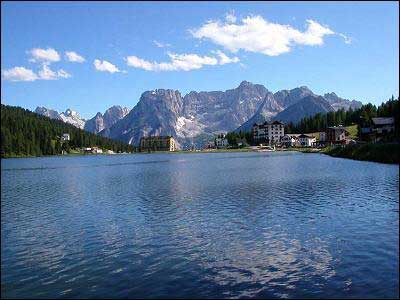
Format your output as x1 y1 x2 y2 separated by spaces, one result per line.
1 152 399 299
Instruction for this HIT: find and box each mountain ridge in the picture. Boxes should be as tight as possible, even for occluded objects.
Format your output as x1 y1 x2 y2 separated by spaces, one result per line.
35 81 363 148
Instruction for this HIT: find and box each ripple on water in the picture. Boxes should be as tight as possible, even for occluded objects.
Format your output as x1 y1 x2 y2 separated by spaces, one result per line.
1 152 399 299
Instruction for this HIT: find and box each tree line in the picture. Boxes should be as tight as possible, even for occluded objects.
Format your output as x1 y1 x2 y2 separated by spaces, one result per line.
228 96 399 145
1 104 135 157
286 96 399 136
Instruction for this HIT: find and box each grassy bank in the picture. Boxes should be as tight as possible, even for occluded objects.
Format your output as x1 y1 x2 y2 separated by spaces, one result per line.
321 143 400 164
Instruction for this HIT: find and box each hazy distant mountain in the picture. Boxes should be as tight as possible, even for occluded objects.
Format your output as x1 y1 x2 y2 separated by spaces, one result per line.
84 105 130 133
59 109 86 129
101 81 273 148
34 81 362 148
35 107 60 120
272 95 334 124
323 92 362 111
35 105 129 132
273 86 315 108
236 86 314 132
35 107 86 129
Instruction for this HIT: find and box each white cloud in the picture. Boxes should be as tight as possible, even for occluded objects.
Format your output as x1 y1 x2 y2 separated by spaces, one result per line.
38 65 71 80
38 64 58 80
57 69 72 78
28 47 60 63
2 65 71 81
191 15 336 56
213 50 240 64
65 51 85 63
338 33 352 44
2 67 38 82
125 51 239 72
153 40 171 48
93 59 120 73
225 11 237 23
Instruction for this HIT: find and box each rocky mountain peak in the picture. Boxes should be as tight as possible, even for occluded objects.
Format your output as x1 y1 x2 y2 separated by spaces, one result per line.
64 108 78 117
34 106 60 120
324 92 338 98
238 80 252 88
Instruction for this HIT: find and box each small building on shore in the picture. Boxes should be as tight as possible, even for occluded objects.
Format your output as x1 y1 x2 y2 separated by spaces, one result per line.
361 117 395 142
372 117 395 134
214 133 228 148
326 126 347 145
140 136 177 152
252 120 285 145
281 134 300 147
298 134 316 147
61 133 70 142
82 147 92 153
92 147 103 154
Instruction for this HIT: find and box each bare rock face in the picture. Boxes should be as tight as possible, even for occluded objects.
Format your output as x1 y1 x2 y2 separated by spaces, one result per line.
101 89 184 146
58 109 86 129
84 106 130 133
102 81 277 148
273 86 315 108
323 92 363 111
35 81 362 148
35 107 61 120
35 105 129 132
35 107 86 129
273 95 334 124
84 112 104 133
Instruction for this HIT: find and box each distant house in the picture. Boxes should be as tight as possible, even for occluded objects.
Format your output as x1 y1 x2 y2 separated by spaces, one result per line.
92 147 103 154
140 136 177 152
61 133 70 142
214 133 228 148
361 117 395 142
326 126 347 145
372 117 395 135
298 134 316 147
83 147 92 153
319 132 327 142
252 121 285 145
311 132 327 147
281 134 300 147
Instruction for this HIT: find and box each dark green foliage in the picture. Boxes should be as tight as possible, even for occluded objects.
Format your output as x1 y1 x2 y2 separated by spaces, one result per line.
226 131 253 147
227 97 399 144
285 97 399 138
323 143 400 164
1 104 135 157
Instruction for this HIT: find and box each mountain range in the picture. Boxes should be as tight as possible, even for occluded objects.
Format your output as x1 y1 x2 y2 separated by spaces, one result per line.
35 81 362 148
35 106 130 133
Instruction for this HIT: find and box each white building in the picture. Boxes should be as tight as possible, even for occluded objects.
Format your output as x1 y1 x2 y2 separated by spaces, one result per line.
252 121 285 145
92 147 103 154
214 133 229 148
298 134 316 147
281 134 300 147
61 133 70 142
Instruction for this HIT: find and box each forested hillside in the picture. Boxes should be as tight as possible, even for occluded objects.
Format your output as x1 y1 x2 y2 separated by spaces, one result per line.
228 97 399 145
285 96 399 135
1 105 135 157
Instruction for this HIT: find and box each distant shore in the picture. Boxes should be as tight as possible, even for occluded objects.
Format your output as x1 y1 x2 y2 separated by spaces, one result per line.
320 143 400 164
2 144 398 165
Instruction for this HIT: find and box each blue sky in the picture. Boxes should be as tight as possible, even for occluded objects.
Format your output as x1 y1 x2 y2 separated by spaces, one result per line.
1 1 399 119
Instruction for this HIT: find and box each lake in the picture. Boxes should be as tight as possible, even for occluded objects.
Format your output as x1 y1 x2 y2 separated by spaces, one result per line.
1 152 399 299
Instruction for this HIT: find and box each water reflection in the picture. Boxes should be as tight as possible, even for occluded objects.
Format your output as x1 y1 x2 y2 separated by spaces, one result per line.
1 152 399 298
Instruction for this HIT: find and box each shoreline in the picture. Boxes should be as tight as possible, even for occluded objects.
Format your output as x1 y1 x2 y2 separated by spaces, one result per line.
2 144 398 165
319 143 399 165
